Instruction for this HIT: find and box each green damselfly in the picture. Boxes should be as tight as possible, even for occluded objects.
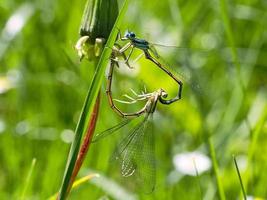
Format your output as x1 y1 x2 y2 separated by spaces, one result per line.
92 32 184 192
114 30 183 105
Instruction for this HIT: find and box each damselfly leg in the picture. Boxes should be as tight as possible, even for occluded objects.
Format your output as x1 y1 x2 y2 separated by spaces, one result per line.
106 45 149 118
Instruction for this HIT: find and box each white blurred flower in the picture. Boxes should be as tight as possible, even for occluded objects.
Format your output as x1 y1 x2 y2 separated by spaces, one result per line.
0 70 21 94
61 129 75 143
235 155 247 171
0 76 14 94
0 3 35 59
173 151 211 176
1 3 34 41
246 195 264 200
0 119 6 133
15 120 31 135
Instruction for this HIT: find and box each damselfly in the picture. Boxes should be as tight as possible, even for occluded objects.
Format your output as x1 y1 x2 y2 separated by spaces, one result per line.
93 88 168 192
115 30 183 105
92 35 181 192
107 43 172 118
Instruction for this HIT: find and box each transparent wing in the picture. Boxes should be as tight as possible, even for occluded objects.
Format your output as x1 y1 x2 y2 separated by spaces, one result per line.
150 43 213 54
147 43 208 96
115 39 208 96
111 114 156 193
112 115 147 177
92 118 131 143
136 115 155 193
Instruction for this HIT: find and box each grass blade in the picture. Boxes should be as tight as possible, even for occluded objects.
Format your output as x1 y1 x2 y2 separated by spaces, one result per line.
49 174 99 200
193 158 203 200
233 155 247 200
68 93 100 193
219 0 244 92
244 105 267 190
20 158 36 200
208 137 226 200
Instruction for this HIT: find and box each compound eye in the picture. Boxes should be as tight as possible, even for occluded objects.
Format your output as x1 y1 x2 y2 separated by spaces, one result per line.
160 89 168 98
124 31 130 37
130 32 135 37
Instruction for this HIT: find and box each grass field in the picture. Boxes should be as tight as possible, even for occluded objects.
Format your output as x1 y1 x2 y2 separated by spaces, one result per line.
0 0 267 199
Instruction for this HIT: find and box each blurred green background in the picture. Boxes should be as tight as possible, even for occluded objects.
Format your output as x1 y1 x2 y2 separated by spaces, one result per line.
0 0 267 199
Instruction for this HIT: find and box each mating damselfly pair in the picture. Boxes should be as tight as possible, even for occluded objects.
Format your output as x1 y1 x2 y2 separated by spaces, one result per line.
83 30 199 192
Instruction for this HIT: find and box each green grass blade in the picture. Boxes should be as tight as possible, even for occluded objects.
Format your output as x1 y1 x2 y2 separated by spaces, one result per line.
219 0 244 92
244 105 267 190
208 138 226 200
193 159 203 200
247 105 267 164
20 158 36 200
49 174 99 200
233 155 247 200
57 1 129 199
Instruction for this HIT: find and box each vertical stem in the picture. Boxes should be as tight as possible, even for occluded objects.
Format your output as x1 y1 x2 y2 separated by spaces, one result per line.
57 1 128 198
66 92 100 196
233 155 247 200
21 158 36 200
219 0 244 93
208 137 226 200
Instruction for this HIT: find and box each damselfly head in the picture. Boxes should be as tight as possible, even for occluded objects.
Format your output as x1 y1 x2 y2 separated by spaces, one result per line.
125 30 136 39
159 88 168 98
